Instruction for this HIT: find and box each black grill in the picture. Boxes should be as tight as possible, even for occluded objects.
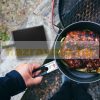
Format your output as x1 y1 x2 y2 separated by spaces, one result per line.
59 0 100 28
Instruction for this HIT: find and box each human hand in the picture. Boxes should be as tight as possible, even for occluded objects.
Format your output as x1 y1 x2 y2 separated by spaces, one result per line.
15 63 43 87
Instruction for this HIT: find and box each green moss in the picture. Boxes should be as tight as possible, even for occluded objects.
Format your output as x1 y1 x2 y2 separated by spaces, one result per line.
0 31 10 41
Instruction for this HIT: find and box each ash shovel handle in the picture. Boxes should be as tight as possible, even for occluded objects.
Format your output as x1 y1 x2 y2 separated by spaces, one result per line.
32 60 58 77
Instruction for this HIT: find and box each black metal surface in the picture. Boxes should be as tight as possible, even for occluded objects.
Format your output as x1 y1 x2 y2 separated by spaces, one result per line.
59 0 100 28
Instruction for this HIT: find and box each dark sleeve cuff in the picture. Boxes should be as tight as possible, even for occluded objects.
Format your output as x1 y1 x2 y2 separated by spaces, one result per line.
6 70 26 96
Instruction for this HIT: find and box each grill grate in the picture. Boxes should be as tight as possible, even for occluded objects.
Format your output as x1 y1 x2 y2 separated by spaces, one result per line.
59 0 100 28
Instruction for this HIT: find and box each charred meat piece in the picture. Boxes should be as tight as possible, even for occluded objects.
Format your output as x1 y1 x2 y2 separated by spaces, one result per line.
59 30 100 72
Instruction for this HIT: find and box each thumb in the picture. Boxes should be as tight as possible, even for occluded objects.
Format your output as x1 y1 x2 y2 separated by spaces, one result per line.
31 76 43 85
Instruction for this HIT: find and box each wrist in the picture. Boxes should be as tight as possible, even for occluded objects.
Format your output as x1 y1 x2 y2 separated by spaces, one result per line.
6 70 26 95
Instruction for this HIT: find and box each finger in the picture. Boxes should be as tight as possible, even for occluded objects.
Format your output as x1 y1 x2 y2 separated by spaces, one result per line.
31 76 43 85
33 70 41 77
33 70 41 76
35 70 41 76
31 63 41 70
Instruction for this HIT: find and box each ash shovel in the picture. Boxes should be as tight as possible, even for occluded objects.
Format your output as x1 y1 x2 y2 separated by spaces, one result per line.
32 21 100 83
